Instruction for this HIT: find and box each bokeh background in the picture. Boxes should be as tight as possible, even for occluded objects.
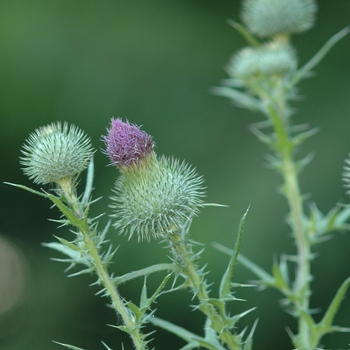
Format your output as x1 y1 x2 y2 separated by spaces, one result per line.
1 0 350 349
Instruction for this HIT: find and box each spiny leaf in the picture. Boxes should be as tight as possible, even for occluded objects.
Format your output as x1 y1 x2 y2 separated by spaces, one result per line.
149 316 226 350
213 243 274 285
293 26 350 85
126 302 142 321
319 276 350 330
113 263 179 285
140 273 172 311
43 242 90 267
82 155 94 206
227 19 260 47
242 319 258 350
4 182 47 198
211 86 264 112
207 298 225 317
54 236 81 252
272 257 290 293
219 207 249 300
46 192 83 228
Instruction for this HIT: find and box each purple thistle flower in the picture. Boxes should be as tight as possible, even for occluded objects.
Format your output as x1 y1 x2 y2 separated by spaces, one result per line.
103 118 154 169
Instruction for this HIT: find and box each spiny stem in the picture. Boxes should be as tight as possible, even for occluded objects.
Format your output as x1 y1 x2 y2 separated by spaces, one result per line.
60 185 148 350
168 232 241 350
268 91 312 348
281 141 311 348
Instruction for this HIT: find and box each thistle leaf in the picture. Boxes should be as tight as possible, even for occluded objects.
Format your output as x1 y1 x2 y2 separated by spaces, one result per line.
4 182 47 198
213 243 274 285
227 19 260 47
211 86 264 112
126 302 142 320
242 319 258 350
272 257 289 292
46 192 83 228
53 236 81 252
293 26 350 85
82 155 94 206
149 316 226 350
113 263 179 285
140 273 172 311
219 207 249 300
318 276 350 330
43 242 90 266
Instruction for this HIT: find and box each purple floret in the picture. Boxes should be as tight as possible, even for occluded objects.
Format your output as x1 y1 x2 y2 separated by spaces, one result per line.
103 118 154 168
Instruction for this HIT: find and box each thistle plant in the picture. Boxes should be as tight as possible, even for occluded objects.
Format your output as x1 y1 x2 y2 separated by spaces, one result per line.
7 117 254 350
5 0 350 349
213 0 350 349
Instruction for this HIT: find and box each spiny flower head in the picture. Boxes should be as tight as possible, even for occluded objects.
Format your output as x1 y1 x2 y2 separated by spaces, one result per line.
241 0 317 38
111 155 205 241
102 118 154 169
20 122 93 185
102 118 205 241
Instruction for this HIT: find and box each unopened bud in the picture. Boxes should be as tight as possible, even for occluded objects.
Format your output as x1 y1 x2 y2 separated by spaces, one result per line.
241 0 317 38
20 122 93 185
102 118 205 241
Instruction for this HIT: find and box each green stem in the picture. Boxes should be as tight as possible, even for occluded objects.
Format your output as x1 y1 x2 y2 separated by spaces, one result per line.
60 183 148 350
268 96 312 348
168 232 241 350
282 143 311 348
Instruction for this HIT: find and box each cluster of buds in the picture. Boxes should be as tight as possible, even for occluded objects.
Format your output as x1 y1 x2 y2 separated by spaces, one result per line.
227 0 316 84
241 0 317 38
20 118 204 242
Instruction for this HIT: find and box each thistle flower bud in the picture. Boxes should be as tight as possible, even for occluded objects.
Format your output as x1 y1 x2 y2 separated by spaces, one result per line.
102 118 154 169
228 43 297 80
102 118 205 241
241 0 317 38
20 122 93 185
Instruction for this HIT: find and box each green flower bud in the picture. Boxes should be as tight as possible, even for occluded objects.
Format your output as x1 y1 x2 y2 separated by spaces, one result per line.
241 0 317 38
20 122 93 185
102 118 205 241
109 152 204 241
227 43 297 80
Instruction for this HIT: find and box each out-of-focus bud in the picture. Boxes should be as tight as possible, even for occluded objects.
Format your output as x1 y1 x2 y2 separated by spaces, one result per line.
241 0 317 38
227 43 297 80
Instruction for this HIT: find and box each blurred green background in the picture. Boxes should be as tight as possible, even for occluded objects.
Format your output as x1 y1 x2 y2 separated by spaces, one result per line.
1 0 350 349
